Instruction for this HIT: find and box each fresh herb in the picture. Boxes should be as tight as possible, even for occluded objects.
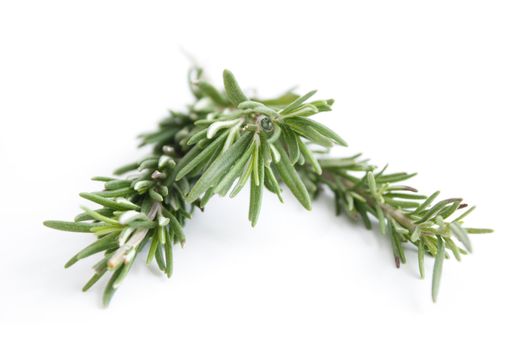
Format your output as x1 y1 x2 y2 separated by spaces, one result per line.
44 68 492 305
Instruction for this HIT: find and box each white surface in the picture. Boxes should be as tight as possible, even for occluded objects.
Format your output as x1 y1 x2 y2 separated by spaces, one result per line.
1 1 524 349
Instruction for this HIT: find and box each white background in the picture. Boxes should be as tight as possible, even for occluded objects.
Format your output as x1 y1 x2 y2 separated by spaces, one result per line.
1 1 524 349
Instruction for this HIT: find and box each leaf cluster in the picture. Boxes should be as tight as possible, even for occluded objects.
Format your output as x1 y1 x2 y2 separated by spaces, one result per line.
44 67 492 305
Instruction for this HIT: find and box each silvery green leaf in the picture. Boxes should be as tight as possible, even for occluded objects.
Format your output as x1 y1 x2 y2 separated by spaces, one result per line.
367 172 377 195
197 81 229 106
284 117 347 146
92 187 135 198
281 104 318 118
104 179 131 190
281 126 300 164
158 155 176 169
110 247 139 291
297 139 321 175
222 120 243 152
248 141 265 226
223 69 248 105
74 208 114 222
43 220 100 233
133 180 154 193
175 131 228 180
445 237 462 261
267 124 282 144
119 211 149 225
264 165 283 202
186 128 208 145
416 198 462 224
248 172 264 227
309 99 334 112
79 192 139 211
214 141 254 196
280 90 317 115
82 270 106 292
187 132 253 203
65 232 120 268
118 227 134 246
450 222 472 253
453 206 476 223
158 225 166 245
165 229 174 277
80 206 120 225
161 208 185 245
113 162 139 175
376 204 386 235
465 228 494 234
432 236 445 303
207 119 241 139
103 265 124 306
440 200 462 220
410 226 421 242
418 239 425 279
238 100 265 109
147 234 159 265
92 176 115 182
148 188 163 202
269 143 281 163
158 215 170 227
285 122 334 148
230 153 254 198
252 137 260 186
252 105 280 119
155 243 166 272
274 143 311 210
138 159 158 171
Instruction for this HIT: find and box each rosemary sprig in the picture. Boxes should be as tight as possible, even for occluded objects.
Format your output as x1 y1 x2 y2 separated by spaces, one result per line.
298 155 492 301
44 67 492 305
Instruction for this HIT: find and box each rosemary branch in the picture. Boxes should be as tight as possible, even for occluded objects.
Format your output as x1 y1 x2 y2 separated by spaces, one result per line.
44 67 492 305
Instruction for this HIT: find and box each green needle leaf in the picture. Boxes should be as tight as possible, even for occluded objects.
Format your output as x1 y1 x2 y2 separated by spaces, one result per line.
197 81 229 106
297 139 322 175
65 232 120 268
466 228 494 234
80 206 120 225
82 271 106 292
274 143 312 210
214 141 255 196
79 192 139 211
285 117 347 147
155 244 166 272
264 165 283 202
175 131 229 180
113 162 139 175
103 265 124 307
147 234 159 264
248 144 265 227
281 126 300 164
450 222 472 253
223 69 248 105
416 198 462 224
414 191 440 214
186 132 253 203
432 236 445 303
165 231 174 277
43 220 100 233
418 239 425 279
280 90 317 115
230 153 254 198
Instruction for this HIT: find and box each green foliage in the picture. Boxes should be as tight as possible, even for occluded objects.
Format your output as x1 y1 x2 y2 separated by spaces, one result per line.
44 67 492 306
